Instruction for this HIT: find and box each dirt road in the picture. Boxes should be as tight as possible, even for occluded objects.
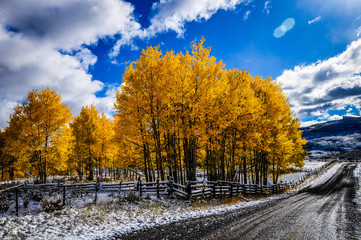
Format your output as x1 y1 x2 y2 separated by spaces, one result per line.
119 163 361 240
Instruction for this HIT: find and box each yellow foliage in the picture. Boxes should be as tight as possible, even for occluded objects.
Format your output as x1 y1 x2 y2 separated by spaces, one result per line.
4 88 72 181
0 39 306 184
113 39 307 183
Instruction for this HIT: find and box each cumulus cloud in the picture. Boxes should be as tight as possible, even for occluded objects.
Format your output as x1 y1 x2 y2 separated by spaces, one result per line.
0 0 249 128
301 114 344 127
74 48 97 71
0 0 140 50
308 16 321 25
148 0 243 36
301 120 327 128
110 0 245 56
277 37 361 122
94 84 122 119
0 0 140 128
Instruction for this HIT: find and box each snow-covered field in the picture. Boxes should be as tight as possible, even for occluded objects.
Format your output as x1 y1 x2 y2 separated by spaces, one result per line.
307 133 361 156
0 193 283 240
0 161 356 240
279 160 329 182
307 163 343 188
303 160 329 170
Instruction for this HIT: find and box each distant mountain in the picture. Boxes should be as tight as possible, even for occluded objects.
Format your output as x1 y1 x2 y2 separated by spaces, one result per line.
301 116 361 158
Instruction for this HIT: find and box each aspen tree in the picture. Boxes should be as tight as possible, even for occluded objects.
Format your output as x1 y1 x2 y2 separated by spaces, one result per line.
5 88 72 182
71 104 100 181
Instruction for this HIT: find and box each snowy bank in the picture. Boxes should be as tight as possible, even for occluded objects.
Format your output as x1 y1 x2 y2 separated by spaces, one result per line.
0 193 284 240
0 161 342 240
279 160 329 182
307 163 344 188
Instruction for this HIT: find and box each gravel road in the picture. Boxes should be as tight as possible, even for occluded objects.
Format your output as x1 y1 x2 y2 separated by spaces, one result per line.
118 163 361 240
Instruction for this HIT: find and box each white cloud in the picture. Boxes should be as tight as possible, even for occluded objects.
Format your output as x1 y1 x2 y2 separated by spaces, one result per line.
74 48 97 71
110 0 246 56
308 16 321 25
94 84 121 119
263 1 271 15
148 0 244 37
345 112 359 118
328 114 344 121
300 114 343 127
0 0 249 128
301 120 326 128
277 37 361 122
0 0 140 50
244 10 251 21
0 26 104 124
0 0 140 128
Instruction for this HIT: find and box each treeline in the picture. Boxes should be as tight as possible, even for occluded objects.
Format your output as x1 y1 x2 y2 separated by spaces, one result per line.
0 92 120 183
0 39 307 184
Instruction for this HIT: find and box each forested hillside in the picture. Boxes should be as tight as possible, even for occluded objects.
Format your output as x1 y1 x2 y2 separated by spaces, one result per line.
302 116 361 157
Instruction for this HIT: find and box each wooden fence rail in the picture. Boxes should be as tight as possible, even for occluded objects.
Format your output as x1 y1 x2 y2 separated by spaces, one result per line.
0 160 335 215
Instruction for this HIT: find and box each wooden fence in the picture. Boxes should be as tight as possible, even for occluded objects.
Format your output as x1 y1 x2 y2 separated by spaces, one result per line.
0 160 335 215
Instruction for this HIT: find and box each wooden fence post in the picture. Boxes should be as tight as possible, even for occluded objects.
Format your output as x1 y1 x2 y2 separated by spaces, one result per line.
136 177 140 192
119 181 122 195
220 181 223 196
63 184 66 206
202 180 205 197
186 182 192 199
156 178 160 199
212 182 216 198
80 182 83 198
94 182 98 205
138 177 142 197
229 183 233 197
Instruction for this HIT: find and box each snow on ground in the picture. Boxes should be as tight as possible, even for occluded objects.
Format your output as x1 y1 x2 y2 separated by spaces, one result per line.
303 160 328 170
307 133 361 154
0 161 340 240
279 172 304 182
307 163 344 188
308 150 330 159
279 160 329 182
0 193 284 240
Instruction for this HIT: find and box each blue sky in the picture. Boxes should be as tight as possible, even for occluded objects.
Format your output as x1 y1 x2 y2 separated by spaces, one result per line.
1 0 361 128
